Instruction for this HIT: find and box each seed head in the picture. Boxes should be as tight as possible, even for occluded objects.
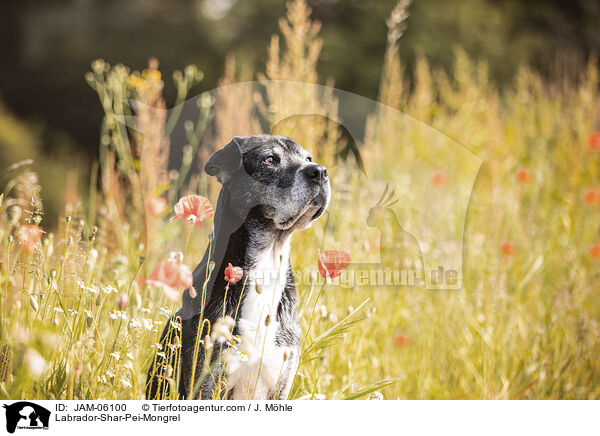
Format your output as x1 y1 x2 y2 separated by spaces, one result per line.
117 293 129 310
29 295 39 312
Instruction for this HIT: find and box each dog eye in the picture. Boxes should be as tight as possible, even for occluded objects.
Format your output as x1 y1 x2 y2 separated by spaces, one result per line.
264 156 277 165
306 156 313 162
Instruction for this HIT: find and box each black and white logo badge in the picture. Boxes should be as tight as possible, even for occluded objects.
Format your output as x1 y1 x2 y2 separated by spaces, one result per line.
2 402 50 433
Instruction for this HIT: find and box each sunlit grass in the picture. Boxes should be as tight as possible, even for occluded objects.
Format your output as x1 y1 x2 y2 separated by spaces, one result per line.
1 0 599 400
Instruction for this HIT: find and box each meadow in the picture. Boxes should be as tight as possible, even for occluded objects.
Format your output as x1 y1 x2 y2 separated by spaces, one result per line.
0 0 599 400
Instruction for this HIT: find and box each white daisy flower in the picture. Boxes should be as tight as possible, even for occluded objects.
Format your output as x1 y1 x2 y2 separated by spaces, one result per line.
368 391 384 400
103 285 118 294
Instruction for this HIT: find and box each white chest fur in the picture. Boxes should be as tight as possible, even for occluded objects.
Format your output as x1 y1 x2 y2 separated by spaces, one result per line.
229 237 295 399
241 239 289 335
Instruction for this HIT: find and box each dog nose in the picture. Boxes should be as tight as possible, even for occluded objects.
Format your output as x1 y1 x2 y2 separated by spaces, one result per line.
303 163 328 183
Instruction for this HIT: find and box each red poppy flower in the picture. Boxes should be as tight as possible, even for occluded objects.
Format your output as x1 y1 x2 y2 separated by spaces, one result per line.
140 257 193 301
584 188 600 205
17 225 44 253
394 333 411 348
146 197 167 217
317 249 351 279
590 243 600 259
516 168 533 184
431 170 449 187
588 132 600 151
500 241 517 256
224 263 243 283
170 195 214 227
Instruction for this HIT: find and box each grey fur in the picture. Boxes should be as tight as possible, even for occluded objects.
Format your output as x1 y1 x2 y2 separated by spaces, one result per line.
146 135 330 400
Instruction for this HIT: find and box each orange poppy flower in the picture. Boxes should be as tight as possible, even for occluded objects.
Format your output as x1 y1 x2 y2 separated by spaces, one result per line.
500 241 517 256
584 188 600 205
588 132 600 151
317 249 351 279
170 195 214 227
146 197 167 217
224 263 243 283
516 168 533 184
17 225 44 253
140 257 193 301
431 170 449 187
590 243 600 259
394 333 411 348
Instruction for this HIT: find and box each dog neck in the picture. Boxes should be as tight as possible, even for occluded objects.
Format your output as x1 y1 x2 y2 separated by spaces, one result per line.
179 187 293 321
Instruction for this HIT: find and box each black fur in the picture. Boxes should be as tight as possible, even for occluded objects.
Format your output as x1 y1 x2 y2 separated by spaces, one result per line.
146 135 329 400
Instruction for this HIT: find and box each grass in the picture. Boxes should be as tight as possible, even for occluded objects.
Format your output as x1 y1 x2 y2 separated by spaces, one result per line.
0 0 599 400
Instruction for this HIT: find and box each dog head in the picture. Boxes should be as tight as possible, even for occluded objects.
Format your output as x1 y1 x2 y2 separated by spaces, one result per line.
205 135 330 231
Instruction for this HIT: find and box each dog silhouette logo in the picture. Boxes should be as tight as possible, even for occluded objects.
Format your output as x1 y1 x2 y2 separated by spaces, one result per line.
2 402 50 433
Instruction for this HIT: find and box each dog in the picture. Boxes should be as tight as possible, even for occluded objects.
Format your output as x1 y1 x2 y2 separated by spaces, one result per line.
146 135 330 400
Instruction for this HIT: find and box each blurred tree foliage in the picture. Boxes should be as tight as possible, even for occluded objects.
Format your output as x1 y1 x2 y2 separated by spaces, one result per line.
0 0 598 222
0 102 85 223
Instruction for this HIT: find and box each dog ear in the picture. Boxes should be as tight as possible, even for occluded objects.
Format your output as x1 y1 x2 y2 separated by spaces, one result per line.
205 137 243 180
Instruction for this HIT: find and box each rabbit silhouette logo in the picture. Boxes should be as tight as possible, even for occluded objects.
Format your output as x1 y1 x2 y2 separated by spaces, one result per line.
2 402 50 433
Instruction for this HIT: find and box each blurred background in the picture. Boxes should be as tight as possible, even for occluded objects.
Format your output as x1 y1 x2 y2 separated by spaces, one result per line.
1 0 600 400
1 0 599 221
